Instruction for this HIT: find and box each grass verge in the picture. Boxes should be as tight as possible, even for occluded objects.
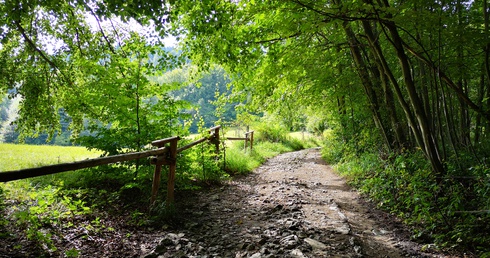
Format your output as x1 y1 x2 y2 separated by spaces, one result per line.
224 130 321 175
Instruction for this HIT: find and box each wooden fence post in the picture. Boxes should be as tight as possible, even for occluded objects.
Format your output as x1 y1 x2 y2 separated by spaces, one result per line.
150 163 163 205
244 130 254 151
209 125 221 156
150 136 180 206
166 138 178 206
250 131 254 150
244 133 248 150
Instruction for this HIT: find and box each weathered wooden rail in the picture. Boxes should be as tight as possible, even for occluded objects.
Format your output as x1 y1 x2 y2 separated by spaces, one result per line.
227 130 254 151
0 147 169 182
0 125 252 207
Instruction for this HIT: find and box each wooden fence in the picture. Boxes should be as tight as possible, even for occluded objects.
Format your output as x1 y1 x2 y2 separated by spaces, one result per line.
0 126 255 207
227 130 254 151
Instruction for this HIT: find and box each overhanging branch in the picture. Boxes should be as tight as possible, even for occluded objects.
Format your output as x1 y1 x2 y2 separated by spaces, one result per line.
14 20 59 70
254 32 301 44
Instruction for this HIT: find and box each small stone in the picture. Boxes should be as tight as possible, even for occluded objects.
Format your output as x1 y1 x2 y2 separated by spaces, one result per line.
290 249 306 258
158 238 174 247
260 247 270 254
140 251 158 258
237 242 248 250
247 243 256 251
250 253 262 258
304 238 328 250
335 225 351 235
280 235 299 249
258 237 268 245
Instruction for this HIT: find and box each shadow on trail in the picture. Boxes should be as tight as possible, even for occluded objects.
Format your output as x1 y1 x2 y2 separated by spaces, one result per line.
142 149 455 258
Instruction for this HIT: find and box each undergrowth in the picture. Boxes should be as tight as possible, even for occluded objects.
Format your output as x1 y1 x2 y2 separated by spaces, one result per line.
322 130 490 256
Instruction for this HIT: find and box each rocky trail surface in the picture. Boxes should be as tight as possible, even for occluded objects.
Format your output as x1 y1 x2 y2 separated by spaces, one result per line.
142 148 461 258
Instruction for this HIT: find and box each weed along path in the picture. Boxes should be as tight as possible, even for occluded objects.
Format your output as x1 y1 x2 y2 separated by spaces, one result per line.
144 148 460 258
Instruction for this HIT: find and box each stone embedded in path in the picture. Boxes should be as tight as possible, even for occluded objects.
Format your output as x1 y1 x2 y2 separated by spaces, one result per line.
290 248 306 258
280 234 299 249
304 238 328 250
249 252 262 258
336 225 351 235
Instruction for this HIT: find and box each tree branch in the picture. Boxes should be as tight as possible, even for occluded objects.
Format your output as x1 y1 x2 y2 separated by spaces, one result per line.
86 6 117 55
14 20 59 70
404 44 490 122
254 32 301 44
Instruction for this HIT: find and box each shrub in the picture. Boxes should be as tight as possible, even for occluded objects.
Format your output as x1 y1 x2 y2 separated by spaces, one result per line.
329 140 490 254
253 122 289 143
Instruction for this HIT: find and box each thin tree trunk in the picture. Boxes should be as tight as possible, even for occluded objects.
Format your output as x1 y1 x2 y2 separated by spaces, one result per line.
456 0 471 147
433 71 447 160
381 18 445 177
475 70 485 143
135 55 142 175
483 0 490 135
362 20 408 149
342 21 393 151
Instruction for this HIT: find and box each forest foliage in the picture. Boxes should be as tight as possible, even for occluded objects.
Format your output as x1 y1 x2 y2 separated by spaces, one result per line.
0 0 489 255
163 0 490 253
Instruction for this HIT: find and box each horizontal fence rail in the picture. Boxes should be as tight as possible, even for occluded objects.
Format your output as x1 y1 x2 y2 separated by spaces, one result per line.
0 147 169 182
227 130 254 151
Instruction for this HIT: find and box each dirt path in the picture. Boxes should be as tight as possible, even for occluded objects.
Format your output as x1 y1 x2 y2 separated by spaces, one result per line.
144 148 459 258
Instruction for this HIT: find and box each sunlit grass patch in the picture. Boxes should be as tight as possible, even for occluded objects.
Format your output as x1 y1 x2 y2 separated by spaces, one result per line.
288 131 313 140
0 144 100 253
0 143 102 172
224 138 306 175
0 143 102 206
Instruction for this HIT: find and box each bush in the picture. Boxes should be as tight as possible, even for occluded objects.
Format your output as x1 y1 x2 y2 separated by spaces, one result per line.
3 182 92 253
0 185 7 238
253 122 289 143
327 137 490 254
321 129 348 164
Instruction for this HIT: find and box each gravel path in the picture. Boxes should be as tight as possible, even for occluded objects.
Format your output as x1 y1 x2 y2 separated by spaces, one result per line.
143 148 460 258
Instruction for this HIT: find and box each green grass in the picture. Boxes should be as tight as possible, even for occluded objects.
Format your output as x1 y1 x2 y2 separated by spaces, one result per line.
288 131 313 140
0 144 101 254
1 143 102 207
224 132 322 175
0 143 102 172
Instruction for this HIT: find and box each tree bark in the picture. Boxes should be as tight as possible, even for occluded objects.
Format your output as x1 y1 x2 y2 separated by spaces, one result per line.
361 20 408 149
382 20 445 176
342 21 393 151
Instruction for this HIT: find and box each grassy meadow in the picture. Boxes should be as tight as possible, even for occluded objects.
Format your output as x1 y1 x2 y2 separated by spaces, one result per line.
0 143 102 172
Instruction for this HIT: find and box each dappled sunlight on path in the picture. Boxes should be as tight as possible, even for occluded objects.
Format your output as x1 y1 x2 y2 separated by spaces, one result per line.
144 148 460 257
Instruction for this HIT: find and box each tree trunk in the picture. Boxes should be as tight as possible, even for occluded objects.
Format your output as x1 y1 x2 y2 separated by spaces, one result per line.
381 18 445 177
361 20 408 149
484 0 490 135
342 21 393 151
